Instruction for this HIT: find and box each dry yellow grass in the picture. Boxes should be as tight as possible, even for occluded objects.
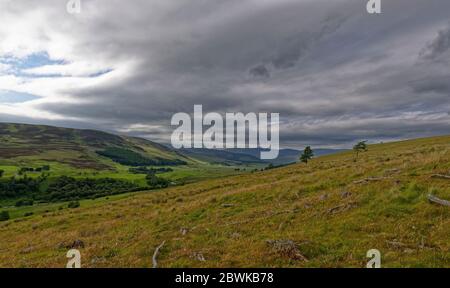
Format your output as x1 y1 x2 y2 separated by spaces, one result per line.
0 136 449 267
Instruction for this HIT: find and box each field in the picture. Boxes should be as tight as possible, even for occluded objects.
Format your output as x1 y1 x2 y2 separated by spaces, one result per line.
0 135 449 267
0 162 250 219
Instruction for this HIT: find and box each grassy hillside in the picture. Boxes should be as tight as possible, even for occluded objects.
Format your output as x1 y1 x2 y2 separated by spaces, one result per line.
0 135 449 267
0 122 192 173
0 123 254 205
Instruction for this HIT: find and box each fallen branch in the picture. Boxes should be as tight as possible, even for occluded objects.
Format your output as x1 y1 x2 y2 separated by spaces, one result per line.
431 174 450 180
428 194 450 207
386 240 407 248
384 168 401 175
327 202 357 215
353 177 391 184
328 204 346 214
152 240 166 268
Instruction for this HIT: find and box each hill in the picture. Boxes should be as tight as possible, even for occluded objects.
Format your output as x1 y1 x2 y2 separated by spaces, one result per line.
181 148 347 166
0 122 191 170
0 135 448 267
0 123 258 205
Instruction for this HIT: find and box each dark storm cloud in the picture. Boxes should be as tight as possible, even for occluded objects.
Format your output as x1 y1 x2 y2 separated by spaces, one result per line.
2 0 450 148
280 111 450 148
420 23 450 60
249 65 270 79
271 14 348 70
411 76 450 95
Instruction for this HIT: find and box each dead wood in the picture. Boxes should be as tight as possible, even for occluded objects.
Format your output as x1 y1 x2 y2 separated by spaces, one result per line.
152 240 166 268
431 174 450 180
327 202 357 214
427 194 450 207
353 177 391 184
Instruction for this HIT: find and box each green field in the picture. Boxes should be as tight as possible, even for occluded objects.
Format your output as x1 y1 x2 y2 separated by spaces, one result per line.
0 162 251 219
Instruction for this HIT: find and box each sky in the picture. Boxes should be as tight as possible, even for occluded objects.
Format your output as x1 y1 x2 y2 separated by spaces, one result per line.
0 0 450 149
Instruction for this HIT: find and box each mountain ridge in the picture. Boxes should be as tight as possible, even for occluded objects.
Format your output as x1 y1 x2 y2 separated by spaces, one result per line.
0 122 346 167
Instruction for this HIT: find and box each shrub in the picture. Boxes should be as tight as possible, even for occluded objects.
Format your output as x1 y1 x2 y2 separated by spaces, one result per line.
68 201 80 209
129 167 173 174
43 176 140 202
0 176 41 199
0 211 10 221
0 175 142 203
15 199 34 207
146 174 169 189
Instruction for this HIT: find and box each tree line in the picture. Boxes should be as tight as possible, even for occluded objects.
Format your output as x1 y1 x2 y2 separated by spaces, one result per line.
97 147 186 166
0 173 171 204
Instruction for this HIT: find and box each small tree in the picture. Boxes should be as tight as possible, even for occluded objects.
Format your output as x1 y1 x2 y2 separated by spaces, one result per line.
0 211 10 222
15 199 34 207
68 201 80 209
353 141 368 159
0 169 4 178
146 174 169 189
300 146 314 164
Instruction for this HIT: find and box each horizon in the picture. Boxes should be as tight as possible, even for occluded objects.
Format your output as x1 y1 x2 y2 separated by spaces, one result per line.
1 120 447 151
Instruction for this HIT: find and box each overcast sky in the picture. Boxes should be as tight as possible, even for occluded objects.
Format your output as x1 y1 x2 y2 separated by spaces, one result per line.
1 0 450 148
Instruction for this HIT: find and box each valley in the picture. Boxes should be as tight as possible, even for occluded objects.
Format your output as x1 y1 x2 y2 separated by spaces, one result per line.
0 129 448 267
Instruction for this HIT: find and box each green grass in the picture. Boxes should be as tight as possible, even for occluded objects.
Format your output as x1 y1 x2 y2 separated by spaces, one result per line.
0 163 249 216
4 192 138 220
159 163 253 183
1 155 248 191
0 135 449 267
0 165 18 178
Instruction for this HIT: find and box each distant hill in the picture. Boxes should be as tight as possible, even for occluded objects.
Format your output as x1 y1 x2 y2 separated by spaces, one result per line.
181 148 264 165
0 122 192 170
0 122 345 170
181 148 347 166
230 148 348 165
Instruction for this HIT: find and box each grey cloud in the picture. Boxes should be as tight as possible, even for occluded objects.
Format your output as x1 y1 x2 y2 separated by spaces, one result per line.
249 64 270 79
420 24 450 60
270 14 348 70
2 0 450 149
411 76 450 95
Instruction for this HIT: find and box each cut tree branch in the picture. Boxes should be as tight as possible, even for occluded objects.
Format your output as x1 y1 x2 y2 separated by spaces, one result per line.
431 174 450 180
152 240 166 268
428 194 450 207
353 177 390 184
